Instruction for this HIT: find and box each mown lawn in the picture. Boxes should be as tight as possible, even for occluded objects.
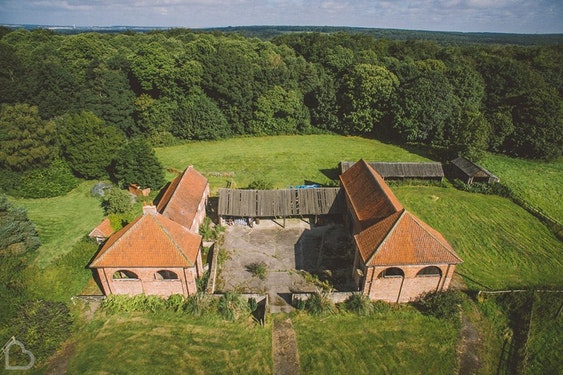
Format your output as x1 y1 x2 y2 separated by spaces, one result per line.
66 313 272 375
292 309 459 374
156 135 431 192
12 181 104 268
395 186 563 290
480 154 563 222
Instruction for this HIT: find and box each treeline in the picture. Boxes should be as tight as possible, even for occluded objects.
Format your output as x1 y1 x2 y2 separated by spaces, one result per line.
0 28 561 195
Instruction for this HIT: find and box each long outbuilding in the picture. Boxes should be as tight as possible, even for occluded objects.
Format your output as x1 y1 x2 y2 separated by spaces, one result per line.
339 161 444 180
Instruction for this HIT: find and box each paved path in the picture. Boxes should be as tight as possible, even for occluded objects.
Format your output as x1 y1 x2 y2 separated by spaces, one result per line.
272 319 300 375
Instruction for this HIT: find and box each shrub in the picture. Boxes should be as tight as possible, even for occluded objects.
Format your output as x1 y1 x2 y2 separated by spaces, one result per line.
101 187 133 215
343 293 374 316
17 159 79 198
218 292 250 321
305 292 336 316
184 293 213 317
414 290 464 321
4 300 72 363
248 297 258 313
247 179 273 190
246 261 268 280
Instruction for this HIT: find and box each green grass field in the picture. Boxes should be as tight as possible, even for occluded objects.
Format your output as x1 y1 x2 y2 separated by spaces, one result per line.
8 135 560 373
395 186 563 290
66 313 273 375
156 135 431 192
292 310 458 374
12 182 104 268
480 154 563 223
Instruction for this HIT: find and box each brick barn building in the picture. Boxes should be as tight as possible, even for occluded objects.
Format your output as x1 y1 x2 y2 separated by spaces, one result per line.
341 159 462 303
89 165 209 297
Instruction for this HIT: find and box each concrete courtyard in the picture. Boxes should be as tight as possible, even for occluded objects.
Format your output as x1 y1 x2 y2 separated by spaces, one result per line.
217 218 355 310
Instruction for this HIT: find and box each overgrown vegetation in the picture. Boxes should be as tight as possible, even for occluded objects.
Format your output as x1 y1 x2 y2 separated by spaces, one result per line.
414 290 464 321
246 261 268 280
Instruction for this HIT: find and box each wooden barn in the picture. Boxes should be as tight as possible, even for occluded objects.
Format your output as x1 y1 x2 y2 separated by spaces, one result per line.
340 161 444 181
450 156 499 184
217 187 344 226
340 160 462 303
89 204 203 297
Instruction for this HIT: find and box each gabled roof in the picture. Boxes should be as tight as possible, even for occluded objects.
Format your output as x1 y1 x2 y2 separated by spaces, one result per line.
340 161 444 179
88 218 114 239
340 159 403 227
157 165 208 230
451 156 499 181
354 210 462 266
89 209 202 268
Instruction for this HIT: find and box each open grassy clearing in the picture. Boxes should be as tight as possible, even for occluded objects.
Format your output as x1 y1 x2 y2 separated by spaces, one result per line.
156 135 431 192
66 313 272 375
480 154 563 222
291 309 458 374
395 186 563 290
12 181 104 268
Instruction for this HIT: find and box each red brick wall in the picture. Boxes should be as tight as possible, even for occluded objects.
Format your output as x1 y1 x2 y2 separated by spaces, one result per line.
95 266 198 297
363 264 457 303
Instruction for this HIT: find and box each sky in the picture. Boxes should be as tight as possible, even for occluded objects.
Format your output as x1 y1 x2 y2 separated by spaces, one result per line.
0 0 561 34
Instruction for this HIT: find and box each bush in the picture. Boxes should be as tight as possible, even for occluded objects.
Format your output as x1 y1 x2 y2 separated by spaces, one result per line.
414 290 464 321
218 292 250 321
246 261 268 280
17 159 80 198
184 293 213 317
247 179 273 190
343 293 374 316
305 292 336 316
101 188 133 215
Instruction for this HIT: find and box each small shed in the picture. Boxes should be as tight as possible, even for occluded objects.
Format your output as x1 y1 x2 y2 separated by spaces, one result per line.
450 157 499 184
339 161 444 181
88 218 115 244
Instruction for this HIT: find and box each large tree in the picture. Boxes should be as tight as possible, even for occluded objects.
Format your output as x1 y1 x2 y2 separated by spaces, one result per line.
0 103 57 172
56 111 124 179
0 194 40 256
111 137 165 189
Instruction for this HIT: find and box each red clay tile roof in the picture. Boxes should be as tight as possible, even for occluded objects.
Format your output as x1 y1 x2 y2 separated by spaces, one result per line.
88 218 114 239
157 165 208 230
355 210 462 266
89 210 202 268
340 159 403 227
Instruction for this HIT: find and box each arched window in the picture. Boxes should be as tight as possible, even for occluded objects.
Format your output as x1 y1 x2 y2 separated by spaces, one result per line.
416 266 442 277
113 270 138 279
377 267 404 278
154 270 179 280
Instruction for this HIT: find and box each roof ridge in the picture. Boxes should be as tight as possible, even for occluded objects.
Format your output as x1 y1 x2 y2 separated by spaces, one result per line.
152 214 195 266
364 161 403 213
366 209 405 265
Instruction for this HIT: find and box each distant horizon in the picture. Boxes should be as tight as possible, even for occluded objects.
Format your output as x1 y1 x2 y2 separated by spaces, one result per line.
2 23 562 36
0 1 561 35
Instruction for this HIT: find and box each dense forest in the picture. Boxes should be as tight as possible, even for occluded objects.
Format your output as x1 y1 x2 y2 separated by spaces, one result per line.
0 27 561 197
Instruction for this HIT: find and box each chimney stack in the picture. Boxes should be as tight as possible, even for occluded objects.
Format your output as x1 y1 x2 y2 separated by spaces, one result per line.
143 201 158 216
